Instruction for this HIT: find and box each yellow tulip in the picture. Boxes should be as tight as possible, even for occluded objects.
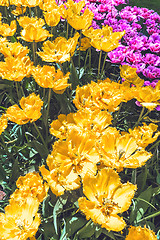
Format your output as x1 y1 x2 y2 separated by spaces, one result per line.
126 226 157 240
78 168 137 232
37 32 79 63
19 25 52 42
0 114 7 135
0 197 41 240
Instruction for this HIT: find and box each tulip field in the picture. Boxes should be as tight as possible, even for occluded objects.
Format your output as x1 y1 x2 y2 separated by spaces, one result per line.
0 0 160 239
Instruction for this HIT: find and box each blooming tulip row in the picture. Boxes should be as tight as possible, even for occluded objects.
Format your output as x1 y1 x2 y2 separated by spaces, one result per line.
0 0 160 239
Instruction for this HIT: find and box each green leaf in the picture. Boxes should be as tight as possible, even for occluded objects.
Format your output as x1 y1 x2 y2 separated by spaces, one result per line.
42 222 59 240
27 140 48 159
53 196 68 235
69 62 79 90
136 166 148 194
65 216 87 237
102 229 116 240
0 163 6 181
130 186 153 223
9 159 20 184
42 195 51 218
74 220 97 239
10 36 17 43
156 172 160 184
95 225 102 238
59 219 68 240
79 68 85 80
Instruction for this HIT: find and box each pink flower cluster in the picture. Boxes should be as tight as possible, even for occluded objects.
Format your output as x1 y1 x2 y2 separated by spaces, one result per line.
85 1 160 81
58 0 160 81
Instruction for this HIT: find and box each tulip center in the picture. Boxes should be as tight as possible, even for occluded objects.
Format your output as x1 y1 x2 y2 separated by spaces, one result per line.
97 194 119 216
15 219 25 230
118 149 126 160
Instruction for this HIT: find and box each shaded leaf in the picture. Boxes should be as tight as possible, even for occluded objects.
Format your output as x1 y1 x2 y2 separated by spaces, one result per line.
53 195 68 235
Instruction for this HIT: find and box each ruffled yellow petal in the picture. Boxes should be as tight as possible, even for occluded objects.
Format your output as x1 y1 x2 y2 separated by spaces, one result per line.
126 226 157 240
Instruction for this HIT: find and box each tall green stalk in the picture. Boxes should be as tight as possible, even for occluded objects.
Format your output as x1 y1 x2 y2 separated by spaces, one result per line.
33 122 48 154
32 41 37 66
100 52 108 77
98 50 102 79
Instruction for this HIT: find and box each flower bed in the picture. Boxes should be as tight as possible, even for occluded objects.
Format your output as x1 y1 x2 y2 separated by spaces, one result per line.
0 0 160 239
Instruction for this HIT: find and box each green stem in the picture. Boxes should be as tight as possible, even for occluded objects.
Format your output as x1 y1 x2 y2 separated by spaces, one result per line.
4 6 8 18
15 82 20 100
46 88 52 124
0 136 14 162
71 58 79 89
84 49 89 69
89 47 91 70
43 88 45 100
33 122 48 154
70 27 73 38
134 108 150 128
29 7 32 17
98 50 102 79
59 62 64 73
100 52 108 77
66 21 69 39
78 30 82 76
35 6 38 17
148 139 160 151
113 102 122 127
134 106 145 127
45 89 52 140
20 82 25 96
21 5 24 15
137 211 160 223
51 26 53 41
32 41 37 66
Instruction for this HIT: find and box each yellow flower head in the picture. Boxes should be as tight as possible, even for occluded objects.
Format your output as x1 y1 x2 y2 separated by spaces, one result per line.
0 114 7 135
37 32 79 63
73 79 134 112
50 108 112 139
125 226 157 240
0 0 9 6
11 5 26 16
43 9 61 27
99 127 152 171
50 113 75 139
10 172 49 202
0 20 16 37
83 25 125 52
19 25 52 42
32 65 71 93
0 197 41 240
18 16 45 28
40 128 99 195
120 65 144 87
128 123 160 148
73 108 112 134
0 41 29 58
6 93 43 124
40 165 80 196
78 168 137 232
134 81 160 111
21 0 43 7
60 0 86 19
50 128 99 176
0 56 32 82
67 7 94 30
78 37 91 51
40 0 58 11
